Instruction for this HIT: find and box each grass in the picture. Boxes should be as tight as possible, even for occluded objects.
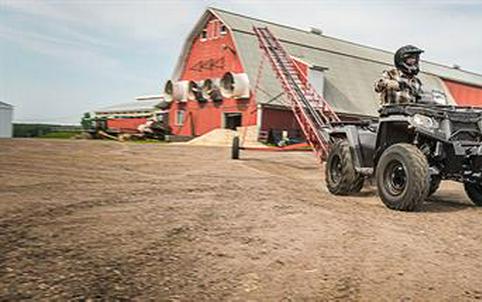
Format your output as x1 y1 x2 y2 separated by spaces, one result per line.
39 131 81 139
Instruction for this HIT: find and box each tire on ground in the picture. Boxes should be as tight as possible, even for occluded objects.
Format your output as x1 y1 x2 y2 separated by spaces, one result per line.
463 182 482 206
428 175 441 197
352 177 365 193
376 143 429 211
231 136 240 160
325 140 364 195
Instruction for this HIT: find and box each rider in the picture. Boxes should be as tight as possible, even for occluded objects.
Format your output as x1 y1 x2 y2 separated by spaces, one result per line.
375 45 424 105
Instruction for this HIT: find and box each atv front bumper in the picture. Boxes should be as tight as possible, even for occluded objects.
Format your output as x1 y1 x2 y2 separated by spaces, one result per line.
436 141 482 182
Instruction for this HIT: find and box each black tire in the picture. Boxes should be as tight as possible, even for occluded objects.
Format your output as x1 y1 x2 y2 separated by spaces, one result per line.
464 182 482 206
325 140 364 195
231 136 240 160
352 177 365 193
376 143 429 211
428 176 442 197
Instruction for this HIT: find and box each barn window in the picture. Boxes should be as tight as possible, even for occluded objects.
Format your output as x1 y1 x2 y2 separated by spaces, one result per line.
220 24 228 35
211 20 219 39
175 110 185 126
200 29 208 41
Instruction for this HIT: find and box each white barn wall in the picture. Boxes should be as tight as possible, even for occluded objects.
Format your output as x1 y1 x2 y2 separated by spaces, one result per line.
0 105 13 138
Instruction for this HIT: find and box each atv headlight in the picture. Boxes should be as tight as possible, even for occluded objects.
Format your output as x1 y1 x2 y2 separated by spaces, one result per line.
412 114 439 129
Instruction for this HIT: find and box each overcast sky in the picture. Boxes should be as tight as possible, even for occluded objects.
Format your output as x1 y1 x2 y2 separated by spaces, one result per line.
1 0 481 124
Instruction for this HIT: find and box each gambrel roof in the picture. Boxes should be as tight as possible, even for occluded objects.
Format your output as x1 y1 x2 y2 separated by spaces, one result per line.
173 7 482 116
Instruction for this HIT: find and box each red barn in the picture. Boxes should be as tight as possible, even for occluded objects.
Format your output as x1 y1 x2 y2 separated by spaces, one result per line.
165 7 482 142
94 95 165 133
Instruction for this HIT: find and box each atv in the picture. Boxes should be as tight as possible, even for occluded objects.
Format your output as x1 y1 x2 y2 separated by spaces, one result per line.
325 102 482 211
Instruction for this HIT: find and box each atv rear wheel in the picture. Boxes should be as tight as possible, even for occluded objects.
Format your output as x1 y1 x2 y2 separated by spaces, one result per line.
352 177 365 193
376 143 429 211
464 182 482 206
325 140 364 195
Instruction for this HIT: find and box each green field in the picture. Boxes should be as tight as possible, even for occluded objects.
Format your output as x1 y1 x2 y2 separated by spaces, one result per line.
38 131 81 139
13 123 82 138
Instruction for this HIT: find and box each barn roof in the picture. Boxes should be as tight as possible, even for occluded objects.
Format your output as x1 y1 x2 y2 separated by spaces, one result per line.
0 101 14 109
95 100 160 114
174 7 482 116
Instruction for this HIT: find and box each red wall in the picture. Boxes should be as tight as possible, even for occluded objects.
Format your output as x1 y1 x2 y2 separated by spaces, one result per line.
261 108 301 132
261 107 363 141
107 118 147 132
261 107 303 140
444 80 482 107
169 15 257 136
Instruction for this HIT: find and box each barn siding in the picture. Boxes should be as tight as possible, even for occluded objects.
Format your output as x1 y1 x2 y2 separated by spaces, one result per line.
169 13 257 137
107 117 148 132
0 106 13 138
443 79 482 107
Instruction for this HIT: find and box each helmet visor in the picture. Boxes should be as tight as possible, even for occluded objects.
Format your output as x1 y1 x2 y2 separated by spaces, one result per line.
403 54 419 66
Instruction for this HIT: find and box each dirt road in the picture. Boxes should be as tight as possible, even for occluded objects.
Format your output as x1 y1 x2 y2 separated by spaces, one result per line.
0 139 481 301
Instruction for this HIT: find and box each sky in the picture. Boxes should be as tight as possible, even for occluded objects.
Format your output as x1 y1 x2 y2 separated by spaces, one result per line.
1 0 481 124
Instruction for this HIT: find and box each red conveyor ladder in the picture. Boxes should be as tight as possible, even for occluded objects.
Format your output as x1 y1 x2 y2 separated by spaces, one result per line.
253 26 340 160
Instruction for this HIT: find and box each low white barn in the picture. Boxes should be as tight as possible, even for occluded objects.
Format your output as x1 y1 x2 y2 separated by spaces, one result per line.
0 101 13 138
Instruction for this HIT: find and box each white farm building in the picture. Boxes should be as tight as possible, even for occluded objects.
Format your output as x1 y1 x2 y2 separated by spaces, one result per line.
0 101 14 138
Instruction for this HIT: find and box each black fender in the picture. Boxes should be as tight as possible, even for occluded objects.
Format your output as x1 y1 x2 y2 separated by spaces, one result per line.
374 118 413 165
327 125 365 171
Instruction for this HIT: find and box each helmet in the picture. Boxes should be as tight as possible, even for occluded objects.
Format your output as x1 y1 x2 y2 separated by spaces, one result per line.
394 45 424 76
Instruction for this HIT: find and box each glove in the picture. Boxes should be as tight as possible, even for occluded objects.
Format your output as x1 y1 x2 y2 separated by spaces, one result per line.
386 80 400 90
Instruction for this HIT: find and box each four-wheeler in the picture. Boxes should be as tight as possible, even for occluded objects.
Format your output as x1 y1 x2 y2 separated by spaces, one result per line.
248 26 482 211
325 102 482 211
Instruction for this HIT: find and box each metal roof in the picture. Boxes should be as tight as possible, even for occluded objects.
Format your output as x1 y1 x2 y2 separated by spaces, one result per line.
174 7 482 117
0 101 14 110
231 30 451 116
95 100 160 114
135 94 164 101
211 7 482 85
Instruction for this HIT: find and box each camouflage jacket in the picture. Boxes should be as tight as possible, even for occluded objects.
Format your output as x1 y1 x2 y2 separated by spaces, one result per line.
374 68 423 105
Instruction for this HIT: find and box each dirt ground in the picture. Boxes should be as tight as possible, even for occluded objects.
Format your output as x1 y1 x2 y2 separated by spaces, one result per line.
0 139 481 301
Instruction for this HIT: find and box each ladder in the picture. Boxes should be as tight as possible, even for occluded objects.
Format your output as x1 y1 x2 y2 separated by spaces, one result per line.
253 26 340 160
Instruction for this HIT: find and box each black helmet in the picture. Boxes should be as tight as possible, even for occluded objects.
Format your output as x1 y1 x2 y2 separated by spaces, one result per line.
394 45 424 76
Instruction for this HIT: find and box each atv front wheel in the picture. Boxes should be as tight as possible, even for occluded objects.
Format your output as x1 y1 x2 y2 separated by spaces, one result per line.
325 140 364 195
464 182 482 206
376 143 429 211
